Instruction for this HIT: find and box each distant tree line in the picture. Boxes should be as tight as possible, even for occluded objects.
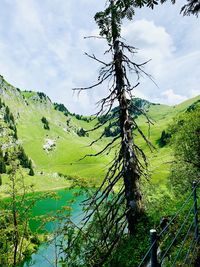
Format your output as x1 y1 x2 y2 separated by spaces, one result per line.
0 97 34 177
54 103 70 116
98 98 154 138
18 146 34 176
0 146 34 179
54 102 92 122
73 114 92 122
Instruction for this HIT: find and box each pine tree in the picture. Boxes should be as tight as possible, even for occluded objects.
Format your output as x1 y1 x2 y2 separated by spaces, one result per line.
41 117 50 130
29 167 34 176
0 148 6 174
0 158 6 174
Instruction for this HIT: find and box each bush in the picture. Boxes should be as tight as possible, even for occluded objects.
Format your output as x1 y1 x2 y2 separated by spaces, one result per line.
0 159 6 174
157 130 171 147
77 128 88 137
41 117 50 130
29 167 34 176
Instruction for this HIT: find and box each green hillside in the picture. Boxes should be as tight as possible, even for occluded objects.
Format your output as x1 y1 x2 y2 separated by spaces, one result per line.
0 75 199 196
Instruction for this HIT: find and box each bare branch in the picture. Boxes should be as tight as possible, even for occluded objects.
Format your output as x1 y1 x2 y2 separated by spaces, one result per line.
85 52 110 66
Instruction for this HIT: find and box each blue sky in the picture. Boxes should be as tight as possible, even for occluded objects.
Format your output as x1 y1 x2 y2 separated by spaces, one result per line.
0 0 199 114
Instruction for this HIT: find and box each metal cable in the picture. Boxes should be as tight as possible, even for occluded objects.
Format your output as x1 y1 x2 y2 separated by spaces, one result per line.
183 237 196 266
182 223 199 266
158 188 195 237
160 202 195 262
188 238 199 267
137 239 157 267
137 181 200 267
171 219 194 266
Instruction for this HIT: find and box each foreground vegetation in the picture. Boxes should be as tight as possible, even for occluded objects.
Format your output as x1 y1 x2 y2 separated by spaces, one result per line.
0 69 200 265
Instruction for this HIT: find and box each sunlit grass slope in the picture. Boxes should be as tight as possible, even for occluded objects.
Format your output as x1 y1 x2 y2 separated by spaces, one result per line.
1 75 199 192
0 77 111 189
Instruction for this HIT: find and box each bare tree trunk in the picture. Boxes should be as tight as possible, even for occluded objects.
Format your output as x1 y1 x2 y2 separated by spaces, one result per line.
115 40 142 234
112 1 142 234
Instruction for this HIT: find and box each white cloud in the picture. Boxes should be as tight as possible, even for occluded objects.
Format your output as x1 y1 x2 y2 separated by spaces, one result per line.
0 1 199 114
161 89 187 105
121 18 200 106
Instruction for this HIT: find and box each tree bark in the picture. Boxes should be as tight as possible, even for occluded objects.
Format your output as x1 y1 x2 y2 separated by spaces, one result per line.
111 0 142 234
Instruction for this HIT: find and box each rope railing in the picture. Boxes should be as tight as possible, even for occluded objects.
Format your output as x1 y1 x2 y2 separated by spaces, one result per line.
138 181 200 267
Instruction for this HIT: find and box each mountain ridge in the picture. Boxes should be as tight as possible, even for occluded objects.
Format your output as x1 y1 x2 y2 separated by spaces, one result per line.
0 75 200 196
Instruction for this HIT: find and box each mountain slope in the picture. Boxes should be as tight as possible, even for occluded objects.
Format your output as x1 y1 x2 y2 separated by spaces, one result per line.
0 75 199 195
0 76 111 195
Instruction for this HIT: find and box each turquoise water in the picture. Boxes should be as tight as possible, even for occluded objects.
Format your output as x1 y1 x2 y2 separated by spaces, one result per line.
24 188 84 267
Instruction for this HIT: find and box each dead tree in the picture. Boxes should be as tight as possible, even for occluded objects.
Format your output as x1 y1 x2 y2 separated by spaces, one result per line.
74 0 153 233
62 1 157 265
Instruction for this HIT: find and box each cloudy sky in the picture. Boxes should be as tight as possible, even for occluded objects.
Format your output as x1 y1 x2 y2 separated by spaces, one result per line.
0 0 199 114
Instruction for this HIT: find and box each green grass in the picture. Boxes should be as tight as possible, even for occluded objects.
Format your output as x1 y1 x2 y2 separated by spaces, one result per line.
21 91 37 99
0 75 199 196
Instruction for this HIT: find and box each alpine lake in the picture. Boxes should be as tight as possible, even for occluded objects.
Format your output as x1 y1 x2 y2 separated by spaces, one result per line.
23 188 84 267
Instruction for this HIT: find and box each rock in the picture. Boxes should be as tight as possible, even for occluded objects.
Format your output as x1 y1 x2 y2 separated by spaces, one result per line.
43 138 56 153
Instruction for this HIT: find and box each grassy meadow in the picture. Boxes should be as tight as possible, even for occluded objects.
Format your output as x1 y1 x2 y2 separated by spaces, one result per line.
1 76 200 197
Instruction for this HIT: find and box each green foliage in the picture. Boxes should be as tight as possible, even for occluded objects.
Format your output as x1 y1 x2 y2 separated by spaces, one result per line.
169 107 200 194
37 91 50 101
3 106 15 126
29 165 35 176
181 0 200 16
186 99 200 112
157 130 171 147
0 162 39 266
94 0 160 42
54 102 70 116
104 122 120 137
18 146 29 167
41 116 50 130
77 127 88 137
104 214 153 267
101 98 153 138
3 152 9 164
0 158 6 174
1 102 18 139
61 190 154 267
0 148 6 174
94 1 132 42
0 98 6 109
72 113 91 122
18 146 34 175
